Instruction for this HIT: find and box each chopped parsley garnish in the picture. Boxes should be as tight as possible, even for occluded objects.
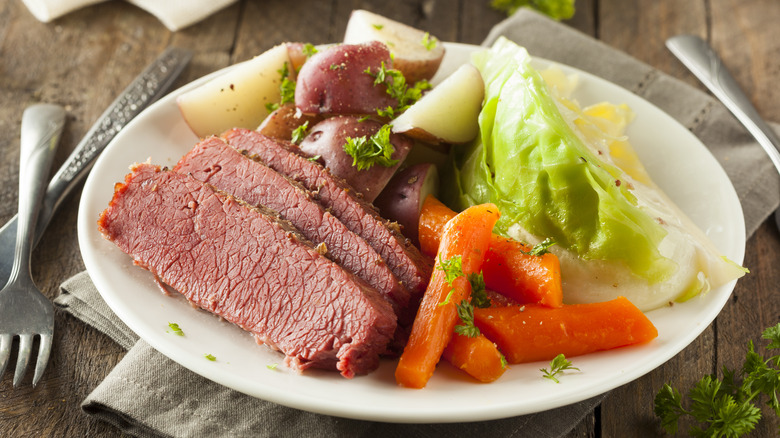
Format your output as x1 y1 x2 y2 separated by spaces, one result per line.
364 62 431 117
204 354 217 361
279 64 295 105
436 254 463 306
421 32 438 51
454 300 480 338
167 322 184 336
437 254 463 286
468 272 491 308
302 43 318 58
306 155 321 162
265 62 296 112
267 363 278 370
291 121 309 144
540 354 579 383
342 124 398 171
522 237 557 256
372 24 384 30
654 323 780 436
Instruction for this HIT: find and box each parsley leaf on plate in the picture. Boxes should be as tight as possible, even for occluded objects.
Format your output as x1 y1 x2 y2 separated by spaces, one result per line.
540 354 579 383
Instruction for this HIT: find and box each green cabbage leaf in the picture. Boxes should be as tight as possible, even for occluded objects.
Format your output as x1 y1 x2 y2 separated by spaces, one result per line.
444 37 676 284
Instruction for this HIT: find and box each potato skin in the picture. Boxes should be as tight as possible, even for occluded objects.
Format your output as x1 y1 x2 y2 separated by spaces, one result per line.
299 116 412 202
393 57 444 87
257 103 323 141
342 9 445 84
295 41 397 116
285 42 309 73
373 163 439 246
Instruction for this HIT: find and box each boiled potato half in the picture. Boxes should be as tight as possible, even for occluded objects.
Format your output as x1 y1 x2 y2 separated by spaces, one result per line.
390 63 484 145
343 9 445 84
177 44 291 138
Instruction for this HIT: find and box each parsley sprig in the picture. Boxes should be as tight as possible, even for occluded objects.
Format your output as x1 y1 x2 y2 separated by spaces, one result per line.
301 43 318 58
364 62 431 118
291 121 309 145
265 62 296 112
454 301 480 338
435 256 492 337
421 32 438 51
541 354 579 383
437 254 463 286
654 323 780 436
342 124 398 171
468 272 491 309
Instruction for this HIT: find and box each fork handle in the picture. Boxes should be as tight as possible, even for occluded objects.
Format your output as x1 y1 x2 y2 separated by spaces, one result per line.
666 35 780 174
7 105 65 284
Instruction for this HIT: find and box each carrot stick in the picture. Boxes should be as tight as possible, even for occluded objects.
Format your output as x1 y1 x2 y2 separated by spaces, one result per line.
442 333 506 383
483 235 563 308
418 195 563 308
473 297 658 364
395 203 500 388
418 195 458 256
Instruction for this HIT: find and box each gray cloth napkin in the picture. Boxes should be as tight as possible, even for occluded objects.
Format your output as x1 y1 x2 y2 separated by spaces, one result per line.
56 8 780 438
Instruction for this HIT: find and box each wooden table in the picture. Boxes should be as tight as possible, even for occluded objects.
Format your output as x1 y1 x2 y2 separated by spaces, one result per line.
1 1 778 436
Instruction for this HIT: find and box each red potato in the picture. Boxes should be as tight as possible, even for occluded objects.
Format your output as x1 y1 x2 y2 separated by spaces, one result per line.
285 42 309 73
298 116 412 202
343 9 445 84
295 41 397 116
373 163 439 246
257 103 323 141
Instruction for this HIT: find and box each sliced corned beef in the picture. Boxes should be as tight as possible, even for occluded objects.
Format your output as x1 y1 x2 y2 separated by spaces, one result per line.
222 128 432 299
98 163 396 377
173 136 412 317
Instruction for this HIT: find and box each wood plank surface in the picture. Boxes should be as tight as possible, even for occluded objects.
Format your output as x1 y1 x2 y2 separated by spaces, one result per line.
0 1 778 436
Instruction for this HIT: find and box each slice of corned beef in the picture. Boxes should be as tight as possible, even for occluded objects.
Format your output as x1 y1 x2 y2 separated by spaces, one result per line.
173 136 412 319
98 163 396 377
222 128 432 299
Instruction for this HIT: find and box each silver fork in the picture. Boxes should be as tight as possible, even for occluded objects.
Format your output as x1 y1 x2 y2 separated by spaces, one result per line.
0 104 65 387
666 35 780 230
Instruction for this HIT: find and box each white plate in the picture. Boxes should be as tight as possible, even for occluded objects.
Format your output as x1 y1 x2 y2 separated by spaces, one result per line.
78 42 745 423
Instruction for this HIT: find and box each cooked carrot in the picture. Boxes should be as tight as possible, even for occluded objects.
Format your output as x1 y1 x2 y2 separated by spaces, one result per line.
483 235 563 307
395 203 500 389
418 195 563 308
473 297 658 364
442 333 506 383
418 195 458 256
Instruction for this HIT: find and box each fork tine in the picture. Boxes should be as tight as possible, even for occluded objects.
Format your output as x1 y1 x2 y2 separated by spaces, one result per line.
32 333 52 387
13 334 33 387
0 334 11 380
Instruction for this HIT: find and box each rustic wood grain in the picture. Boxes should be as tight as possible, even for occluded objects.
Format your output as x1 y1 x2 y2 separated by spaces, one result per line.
1 0 778 437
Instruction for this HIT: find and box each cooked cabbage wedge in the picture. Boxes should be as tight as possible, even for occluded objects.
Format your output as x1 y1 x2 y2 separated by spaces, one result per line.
444 37 746 311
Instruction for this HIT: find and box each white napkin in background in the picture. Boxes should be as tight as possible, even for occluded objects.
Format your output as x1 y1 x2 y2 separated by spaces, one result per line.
21 0 237 31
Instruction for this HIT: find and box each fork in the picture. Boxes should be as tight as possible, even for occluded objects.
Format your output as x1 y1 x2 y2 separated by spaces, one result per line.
0 104 65 387
666 35 780 230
